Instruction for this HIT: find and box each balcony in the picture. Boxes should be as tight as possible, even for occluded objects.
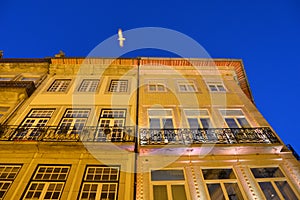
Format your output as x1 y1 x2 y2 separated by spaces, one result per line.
139 127 280 145
0 125 135 142
0 81 36 97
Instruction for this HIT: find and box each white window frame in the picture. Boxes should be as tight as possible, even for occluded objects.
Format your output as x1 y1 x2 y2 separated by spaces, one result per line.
14 109 55 140
147 79 167 92
0 165 22 200
148 109 174 129
108 80 128 92
78 166 120 200
177 80 197 92
184 109 213 129
58 109 90 134
22 165 70 200
250 167 300 200
47 79 71 92
150 169 191 200
77 79 100 92
201 168 245 200
219 109 251 128
206 82 227 92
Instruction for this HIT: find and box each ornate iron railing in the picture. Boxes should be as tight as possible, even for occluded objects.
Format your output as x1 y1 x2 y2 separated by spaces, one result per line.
0 125 135 142
139 127 280 145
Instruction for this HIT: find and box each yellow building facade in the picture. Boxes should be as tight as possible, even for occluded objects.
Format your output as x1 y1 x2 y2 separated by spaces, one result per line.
0 56 299 200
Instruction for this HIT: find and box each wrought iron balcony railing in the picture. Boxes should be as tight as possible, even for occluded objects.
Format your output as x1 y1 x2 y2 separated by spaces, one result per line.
139 127 280 145
0 125 135 142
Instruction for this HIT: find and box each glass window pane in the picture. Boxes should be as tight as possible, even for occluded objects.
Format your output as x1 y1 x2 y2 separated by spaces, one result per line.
224 183 244 200
207 183 225 200
188 118 199 129
251 168 284 178
153 185 168 200
225 118 239 128
258 182 280 200
163 118 174 129
237 118 250 128
202 169 236 180
275 181 298 200
150 118 160 129
171 185 187 200
151 170 185 181
200 118 212 129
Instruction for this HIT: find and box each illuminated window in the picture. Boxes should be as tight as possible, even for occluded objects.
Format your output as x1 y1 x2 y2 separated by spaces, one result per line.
78 166 120 200
177 80 197 92
220 109 250 128
22 165 70 200
0 165 22 200
151 169 188 200
58 109 90 134
78 79 100 92
207 82 226 92
184 109 213 129
251 167 298 200
47 79 71 92
202 168 244 200
108 80 128 92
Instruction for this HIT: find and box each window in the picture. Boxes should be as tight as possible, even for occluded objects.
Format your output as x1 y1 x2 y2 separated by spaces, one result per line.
207 82 226 92
202 168 244 200
95 109 126 142
58 109 90 134
148 109 174 129
47 79 71 92
78 79 100 92
78 166 120 200
151 169 189 200
148 80 167 92
22 165 70 200
108 80 128 92
13 109 55 140
177 80 197 92
0 164 22 200
220 109 250 128
251 167 298 200
184 109 213 129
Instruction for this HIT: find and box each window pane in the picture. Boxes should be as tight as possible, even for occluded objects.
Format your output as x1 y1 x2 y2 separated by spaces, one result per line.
207 183 225 200
202 169 236 180
251 168 284 178
153 185 168 200
151 170 185 181
224 183 244 200
258 182 280 200
275 181 298 200
225 118 239 128
150 118 160 129
237 118 250 128
188 118 199 129
171 185 187 200
200 118 212 129
162 118 174 129
209 85 218 91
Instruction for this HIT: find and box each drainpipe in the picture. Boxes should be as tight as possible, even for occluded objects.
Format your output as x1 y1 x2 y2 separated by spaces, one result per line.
133 57 141 200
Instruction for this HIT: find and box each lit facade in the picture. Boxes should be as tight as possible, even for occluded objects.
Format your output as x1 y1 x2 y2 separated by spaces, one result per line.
0 56 299 200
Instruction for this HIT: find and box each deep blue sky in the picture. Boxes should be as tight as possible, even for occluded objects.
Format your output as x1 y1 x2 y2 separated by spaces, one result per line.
1 0 300 153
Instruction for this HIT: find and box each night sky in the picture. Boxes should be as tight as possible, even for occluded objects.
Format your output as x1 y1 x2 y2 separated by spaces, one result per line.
1 0 300 153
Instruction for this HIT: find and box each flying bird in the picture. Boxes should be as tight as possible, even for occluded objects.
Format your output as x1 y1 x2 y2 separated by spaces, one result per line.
118 29 125 47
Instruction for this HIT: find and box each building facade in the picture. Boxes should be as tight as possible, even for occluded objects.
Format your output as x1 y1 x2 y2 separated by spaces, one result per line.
0 56 299 200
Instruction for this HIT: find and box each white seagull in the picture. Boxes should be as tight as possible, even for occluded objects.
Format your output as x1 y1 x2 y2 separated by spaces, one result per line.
118 28 125 47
